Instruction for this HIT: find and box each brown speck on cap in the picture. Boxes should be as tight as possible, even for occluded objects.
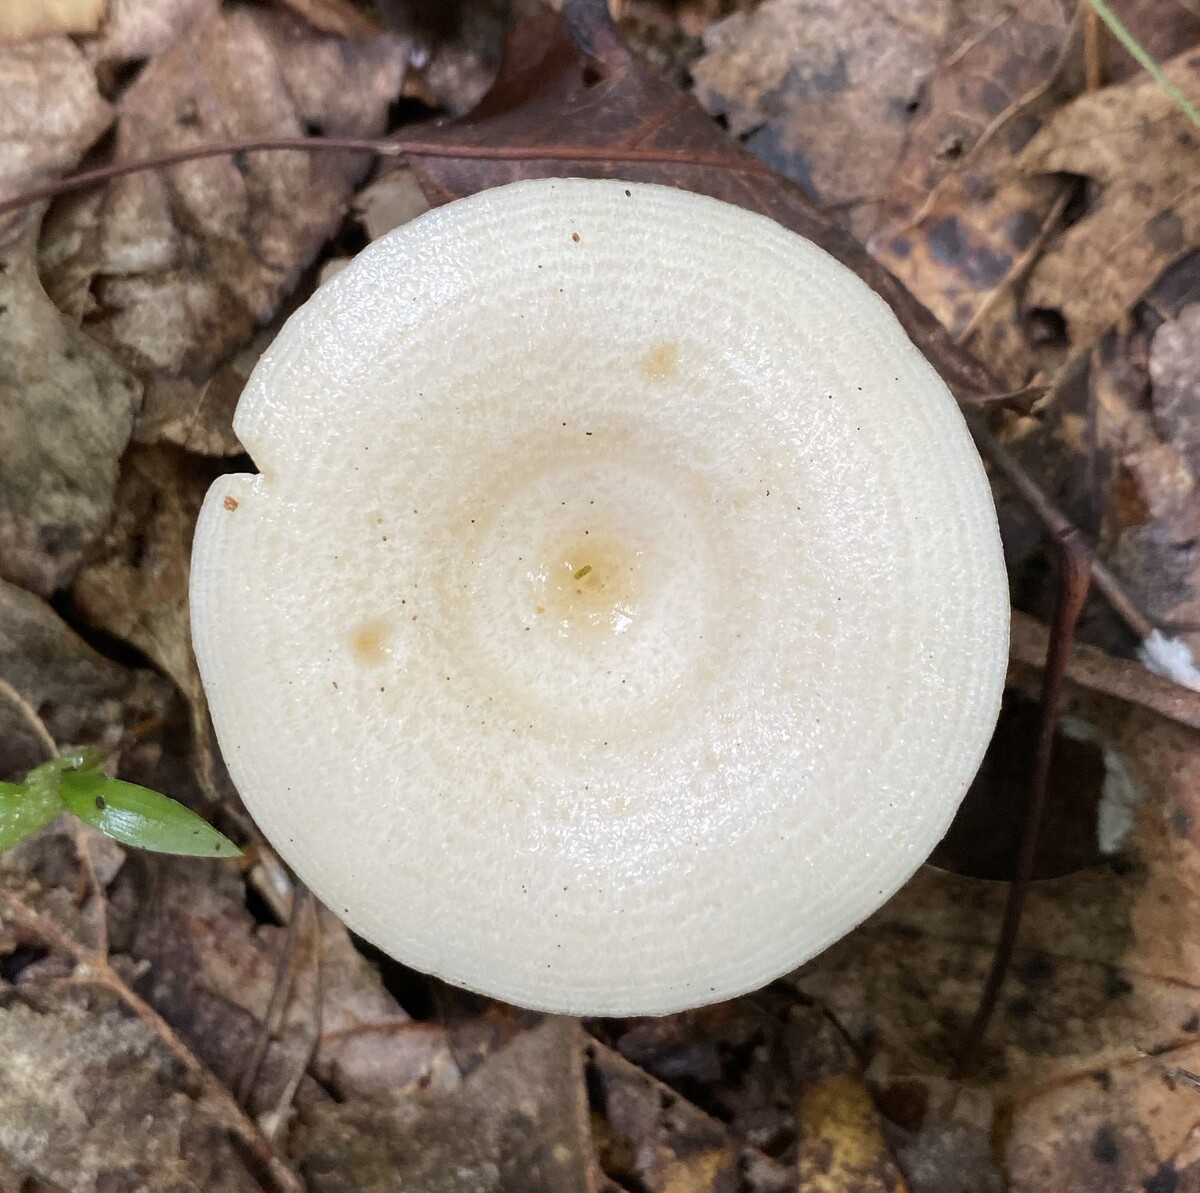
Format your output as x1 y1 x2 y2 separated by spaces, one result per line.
223 496 239 512
641 341 679 382
350 619 390 666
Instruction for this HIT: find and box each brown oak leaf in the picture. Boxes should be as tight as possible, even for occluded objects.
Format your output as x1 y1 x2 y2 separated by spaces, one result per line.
1019 48 1200 352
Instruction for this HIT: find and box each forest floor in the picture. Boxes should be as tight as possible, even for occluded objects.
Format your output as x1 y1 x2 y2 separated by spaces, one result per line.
3 0 1200 1190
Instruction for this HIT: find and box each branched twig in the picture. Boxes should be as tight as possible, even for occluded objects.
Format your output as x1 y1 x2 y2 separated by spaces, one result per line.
0 889 303 1193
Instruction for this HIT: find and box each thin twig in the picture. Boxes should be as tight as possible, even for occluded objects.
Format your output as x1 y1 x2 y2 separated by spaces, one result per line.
956 526 1092 1073
956 183 1072 344
966 412 1156 643
0 137 397 217
1009 610 1200 729
0 678 58 760
265 895 324 1142
0 889 303 1193
0 134 775 221
237 885 309 1108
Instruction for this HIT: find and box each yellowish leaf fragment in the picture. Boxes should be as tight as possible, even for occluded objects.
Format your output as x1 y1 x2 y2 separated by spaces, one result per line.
0 0 106 43
797 1074 909 1192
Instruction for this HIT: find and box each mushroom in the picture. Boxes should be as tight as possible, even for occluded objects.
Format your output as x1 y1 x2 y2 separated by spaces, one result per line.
190 178 1009 1016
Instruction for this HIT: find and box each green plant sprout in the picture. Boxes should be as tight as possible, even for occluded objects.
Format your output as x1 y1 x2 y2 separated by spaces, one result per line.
1088 0 1200 131
0 747 241 857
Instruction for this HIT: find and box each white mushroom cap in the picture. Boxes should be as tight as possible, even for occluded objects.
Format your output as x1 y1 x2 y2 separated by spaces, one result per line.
190 178 1008 1016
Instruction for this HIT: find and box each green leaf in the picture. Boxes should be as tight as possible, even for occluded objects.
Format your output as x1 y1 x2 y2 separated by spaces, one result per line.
58 771 242 858
0 779 65 852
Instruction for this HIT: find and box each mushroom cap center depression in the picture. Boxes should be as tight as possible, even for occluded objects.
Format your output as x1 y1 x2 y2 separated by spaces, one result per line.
443 444 722 732
190 178 1009 1016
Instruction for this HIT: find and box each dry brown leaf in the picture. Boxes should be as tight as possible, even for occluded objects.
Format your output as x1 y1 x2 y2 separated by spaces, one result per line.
354 165 434 242
691 0 949 239
0 991 260 1193
605 1001 796 1163
869 0 1072 386
792 658 1200 1191
874 0 1071 230
0 35 110 240
39 5 408 456
123 857 447 1120
1006 1040 1200 1193
1020 48 1200 351
786 1006 918 1192
1098 343 1200 664
297 1017 595 1193
69 446 215 702
0 576 170 764
1092 0 1200 85
1 817 117 956
0 218 141 596
687 0 1076 387
82 0 215 71
395 0 509 118
0 0 106 45
66 444 253 829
